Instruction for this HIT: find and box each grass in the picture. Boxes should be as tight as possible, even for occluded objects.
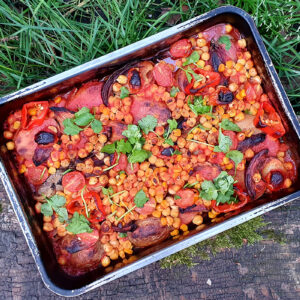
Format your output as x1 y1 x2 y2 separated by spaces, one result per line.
0 0 299 109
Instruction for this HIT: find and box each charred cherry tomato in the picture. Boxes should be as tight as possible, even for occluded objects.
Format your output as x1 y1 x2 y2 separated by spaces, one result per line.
21 101 49 130
185 69 221 95
153 61 173 87
66 196 84 214
127 68 142 93
244 81 262 102
62 171 85 192
170 39 192 58
26 165 49 185
211 188 249 213
254 101 286 138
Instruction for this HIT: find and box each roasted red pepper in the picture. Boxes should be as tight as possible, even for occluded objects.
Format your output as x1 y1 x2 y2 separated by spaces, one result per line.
211 188 249 213
185 69 221 95
66 192 106 223
253 101 285 138
21 101 49 130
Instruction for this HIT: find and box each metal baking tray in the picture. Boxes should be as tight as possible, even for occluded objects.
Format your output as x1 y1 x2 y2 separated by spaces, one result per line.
0 5 299 297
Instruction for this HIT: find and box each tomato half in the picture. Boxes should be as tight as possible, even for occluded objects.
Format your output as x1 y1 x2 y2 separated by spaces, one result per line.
26 165 49 185
153 61 174 87
244 81 262 103
62 171 85 192
175 189 195 209
170 39 192 58
223 130 238 150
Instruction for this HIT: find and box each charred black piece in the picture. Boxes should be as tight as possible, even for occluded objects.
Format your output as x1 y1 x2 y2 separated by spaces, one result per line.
237 133 266 152
256 117 268 128
218 90 234 104
49 107 75 113
129 69 141 88
176 116 186 130
34 131 55 145
210 40 224 72
161 147 175 157
33 147 52 166
270 171 284 187
112 222 137 233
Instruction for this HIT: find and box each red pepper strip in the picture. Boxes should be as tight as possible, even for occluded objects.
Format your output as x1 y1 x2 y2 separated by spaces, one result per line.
211 187 249 213
253 102 285 138
21 101 49 130
185 69 221 95
66 192 106 223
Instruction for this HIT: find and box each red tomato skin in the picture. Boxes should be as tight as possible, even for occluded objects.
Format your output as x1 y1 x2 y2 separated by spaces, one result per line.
252 134 279 157
223 130 238 150
170 39 192 58
26 165 49 186
66 81 103 111
153 62 173 87
77 229 99 247
175 189 195 209
62 171 85 192
113 153 128 172
126 162 139 174
135 198 156 216
179 212 197 224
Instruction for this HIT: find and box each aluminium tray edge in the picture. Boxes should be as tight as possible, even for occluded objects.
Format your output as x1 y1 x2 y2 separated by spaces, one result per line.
0 5 299 297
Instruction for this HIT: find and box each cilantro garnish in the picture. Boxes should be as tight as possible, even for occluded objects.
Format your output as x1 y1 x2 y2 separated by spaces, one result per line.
174 195 181 200
200 171 236 205
63 107 102 136
138 115 158 134
66 212 93 234
220 119 242 132
164 119 178 141
214 128 232 153
226 150 244 175
119 232 127 238
134 189 149 208
41 194 68 223
122 124 142 143
188 96 212 116
178 66 204 83
218 35 231 51
120 86 129 99
182 51 200 66
128 149 151 163
170 86 180 97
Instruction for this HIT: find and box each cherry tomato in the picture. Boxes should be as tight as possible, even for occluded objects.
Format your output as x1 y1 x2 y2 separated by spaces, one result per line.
175 189 195 209
244 81 262 102
26 165 49 185
170 39 192 58
126 162 139 174
77 229 99 246
153 62 173 87
223 130 238 150
62 171 85 192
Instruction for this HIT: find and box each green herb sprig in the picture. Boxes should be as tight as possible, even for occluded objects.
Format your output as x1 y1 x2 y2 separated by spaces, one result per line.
66 212 93 234
41 194 68 223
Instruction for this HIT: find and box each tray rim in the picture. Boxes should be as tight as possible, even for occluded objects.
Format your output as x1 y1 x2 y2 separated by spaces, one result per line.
0 5 299 297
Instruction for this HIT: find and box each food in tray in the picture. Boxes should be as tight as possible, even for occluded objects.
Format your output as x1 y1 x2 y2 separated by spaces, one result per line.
2 23 297 276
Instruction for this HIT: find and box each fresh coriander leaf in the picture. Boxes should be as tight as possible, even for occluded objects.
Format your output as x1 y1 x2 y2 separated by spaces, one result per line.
214 171 235 195
101 143 116 154
102 186 113 196
67 212 93 234
91 119 103 133
119 232 127 238
183 51 200 66
244 109 251 115
122 124 142 144
167 119 178 131
50 195 66 209
218 35 231 51
120 86 129 99
187 67 203 82
174 195 181 200
134 189 149 208
165 138 174 146
214 128 232 153
62 169 73 175
186 71 193 83
116 139 132 153
41 202 53 216
226 150 244 174
188 96 211 116
128 149 151 163
56 207 68 223
188 123 210 135
170 86 180 97
74 107 90 117
220 119 241 132
74 111 94 126
63 118 82 135
138 115 158 134
200 180 218 200
172 149 182 155
216 190 235 205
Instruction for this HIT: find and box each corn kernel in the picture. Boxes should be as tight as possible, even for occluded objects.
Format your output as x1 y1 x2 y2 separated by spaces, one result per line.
180 224 188 232
19 164 27 174
170 229 179 236
13 121 21 130
48 167 56 174
225 24 233 33
6 141 15 150
117 75 128 84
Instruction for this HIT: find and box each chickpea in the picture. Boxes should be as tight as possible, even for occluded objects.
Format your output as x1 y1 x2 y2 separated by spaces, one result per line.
43 222 53 232
192 215 203 225
101 256 111 267
6 141 15 150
